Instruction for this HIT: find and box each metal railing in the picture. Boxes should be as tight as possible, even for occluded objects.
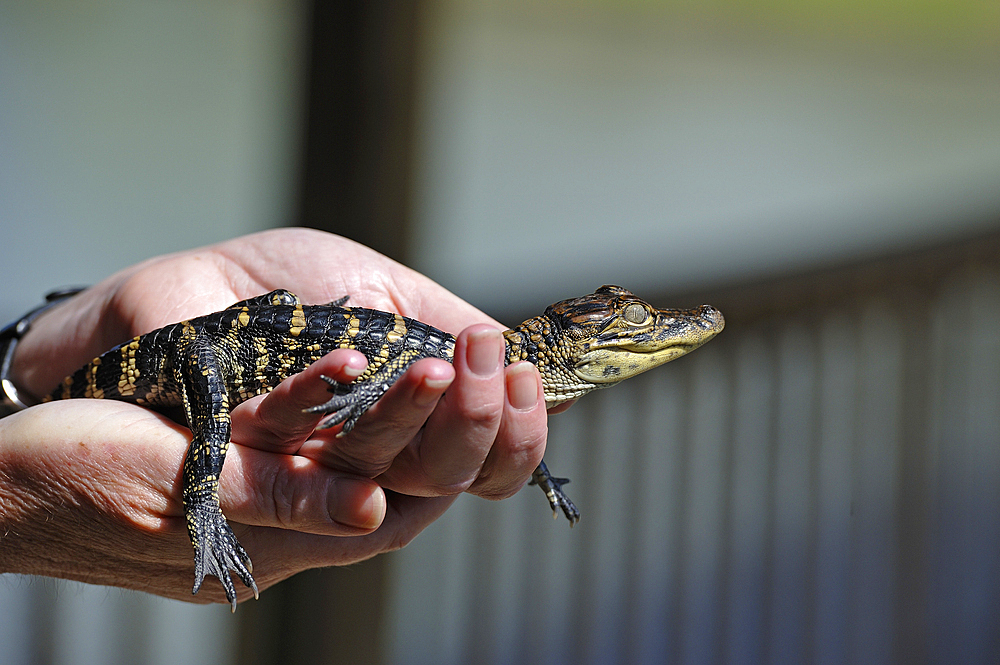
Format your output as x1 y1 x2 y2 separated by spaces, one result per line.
385 242 1000 665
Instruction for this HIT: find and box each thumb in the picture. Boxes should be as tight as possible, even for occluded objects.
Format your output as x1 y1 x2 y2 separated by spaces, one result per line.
219 443 387 535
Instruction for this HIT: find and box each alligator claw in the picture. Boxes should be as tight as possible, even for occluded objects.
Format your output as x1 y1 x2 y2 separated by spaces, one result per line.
303 375 368 434
187 497 258 611
530 460 580 525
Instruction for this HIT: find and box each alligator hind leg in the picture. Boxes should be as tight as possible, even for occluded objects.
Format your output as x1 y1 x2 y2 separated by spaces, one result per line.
323 295 350 307
184 477 257 611
227 291 349 312
176 339 257 610
530 460 580 525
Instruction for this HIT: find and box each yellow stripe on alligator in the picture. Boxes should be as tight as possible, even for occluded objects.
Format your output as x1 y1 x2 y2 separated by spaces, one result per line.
118 337 142 397
386 314 407 345
60 376 73 400
346 312 361 338
84 357 104 399
289 305 307 337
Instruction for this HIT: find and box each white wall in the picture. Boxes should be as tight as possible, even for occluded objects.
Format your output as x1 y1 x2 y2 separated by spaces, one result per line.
0 1 307 320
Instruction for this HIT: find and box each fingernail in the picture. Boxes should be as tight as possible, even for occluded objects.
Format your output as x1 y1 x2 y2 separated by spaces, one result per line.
414 375 452 407
466 329 502 376
506 363 540 411
330 479 385 530
343 359 366 379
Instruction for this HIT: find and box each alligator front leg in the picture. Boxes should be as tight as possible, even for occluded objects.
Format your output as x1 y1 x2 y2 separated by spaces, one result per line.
305 348 426 434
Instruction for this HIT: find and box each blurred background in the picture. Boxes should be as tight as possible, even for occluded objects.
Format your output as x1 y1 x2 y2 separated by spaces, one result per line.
2 0 1000 663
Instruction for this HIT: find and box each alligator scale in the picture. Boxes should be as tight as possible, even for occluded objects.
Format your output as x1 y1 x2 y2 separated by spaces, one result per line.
48 286 724 609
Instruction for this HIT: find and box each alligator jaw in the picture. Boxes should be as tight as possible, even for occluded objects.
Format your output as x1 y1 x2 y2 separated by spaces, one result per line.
573 344 696 384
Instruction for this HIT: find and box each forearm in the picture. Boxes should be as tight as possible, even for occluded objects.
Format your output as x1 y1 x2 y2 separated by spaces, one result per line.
7 285 124 403
0 405 181 587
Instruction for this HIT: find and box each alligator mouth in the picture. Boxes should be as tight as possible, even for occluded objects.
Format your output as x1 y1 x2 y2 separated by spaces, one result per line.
573 343 697 384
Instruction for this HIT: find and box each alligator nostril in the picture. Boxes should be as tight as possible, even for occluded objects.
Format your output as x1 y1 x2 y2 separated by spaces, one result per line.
699 305 725 329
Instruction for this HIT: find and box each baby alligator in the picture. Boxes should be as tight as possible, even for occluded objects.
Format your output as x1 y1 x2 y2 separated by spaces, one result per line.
48 285 724 609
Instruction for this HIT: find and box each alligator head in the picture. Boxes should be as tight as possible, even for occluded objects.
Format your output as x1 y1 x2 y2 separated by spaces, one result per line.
505 285 724 405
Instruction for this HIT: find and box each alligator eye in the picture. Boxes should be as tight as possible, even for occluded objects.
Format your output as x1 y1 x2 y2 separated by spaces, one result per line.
623 303 649 325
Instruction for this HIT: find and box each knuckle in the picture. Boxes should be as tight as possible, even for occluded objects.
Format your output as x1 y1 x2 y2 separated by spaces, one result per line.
383 520 424 552
264 462 336 532
455 395 504 430
385 531 415 552
472 477 529 501
425 477 477 497
267 466 300 529
327 441 395 478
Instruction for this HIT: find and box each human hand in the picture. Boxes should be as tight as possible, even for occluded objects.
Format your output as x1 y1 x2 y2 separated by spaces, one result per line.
4 228 549 603
12 227 548 501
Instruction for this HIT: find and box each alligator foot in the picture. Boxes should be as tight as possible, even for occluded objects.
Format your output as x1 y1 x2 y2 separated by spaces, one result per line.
306 350 426 434
303 374 368 434
187 498 258 612
530 460 580 525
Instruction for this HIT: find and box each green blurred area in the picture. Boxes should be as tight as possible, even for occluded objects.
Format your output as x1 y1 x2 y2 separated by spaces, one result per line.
516 0 1000 54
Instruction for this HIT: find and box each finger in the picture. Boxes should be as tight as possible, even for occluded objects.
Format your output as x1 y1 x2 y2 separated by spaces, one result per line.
234 492 457 579
377 325 505 496
28 399 390 537
219 443 386 535
230 348 369 454
467 361 548 500
296 357 455 477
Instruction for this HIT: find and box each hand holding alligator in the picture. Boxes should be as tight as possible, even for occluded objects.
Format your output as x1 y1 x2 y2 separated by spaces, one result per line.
0 228 549 605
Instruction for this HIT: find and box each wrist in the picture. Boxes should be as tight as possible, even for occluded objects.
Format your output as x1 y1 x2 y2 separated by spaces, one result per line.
0 288 86 415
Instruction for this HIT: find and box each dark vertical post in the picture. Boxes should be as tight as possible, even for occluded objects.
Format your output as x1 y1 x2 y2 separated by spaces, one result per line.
294 1 422 264
237 3 423 664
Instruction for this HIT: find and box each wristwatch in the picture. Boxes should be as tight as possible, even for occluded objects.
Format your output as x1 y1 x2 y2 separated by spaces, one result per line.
0 288 85 417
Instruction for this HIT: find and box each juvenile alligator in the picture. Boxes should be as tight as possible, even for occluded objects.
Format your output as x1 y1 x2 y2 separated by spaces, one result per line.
48 285 724 609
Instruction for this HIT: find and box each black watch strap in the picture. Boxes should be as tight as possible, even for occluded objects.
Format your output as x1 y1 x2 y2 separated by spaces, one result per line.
0 287 86 417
